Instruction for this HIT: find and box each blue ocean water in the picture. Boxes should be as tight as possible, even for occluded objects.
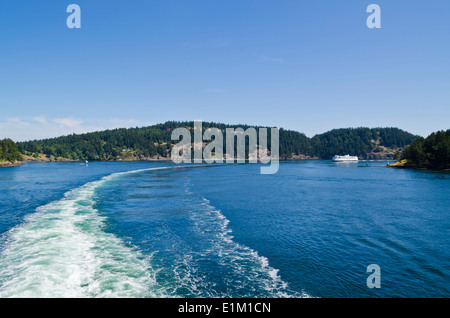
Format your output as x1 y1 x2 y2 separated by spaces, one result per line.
0 161 448 298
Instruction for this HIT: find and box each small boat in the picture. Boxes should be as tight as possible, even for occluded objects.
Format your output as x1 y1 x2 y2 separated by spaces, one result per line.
332 155 359 162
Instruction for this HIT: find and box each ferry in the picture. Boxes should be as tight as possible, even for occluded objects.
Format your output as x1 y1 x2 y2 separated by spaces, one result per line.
332 154 359 162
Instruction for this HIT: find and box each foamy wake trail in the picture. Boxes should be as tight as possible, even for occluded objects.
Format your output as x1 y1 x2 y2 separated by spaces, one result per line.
0 166 312 298
0 167 170 298
180 184 312 298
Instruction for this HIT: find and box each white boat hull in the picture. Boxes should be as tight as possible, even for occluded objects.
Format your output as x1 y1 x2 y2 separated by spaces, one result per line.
332 155 359 162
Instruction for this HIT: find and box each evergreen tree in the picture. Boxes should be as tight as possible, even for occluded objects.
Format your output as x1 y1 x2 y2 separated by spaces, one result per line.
0 139 23 162
401 130 450 170
16 122 418 161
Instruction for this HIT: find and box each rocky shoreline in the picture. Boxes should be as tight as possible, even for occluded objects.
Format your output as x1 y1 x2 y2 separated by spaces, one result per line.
387 160 450 171
0 150 403 168
0 161 23 168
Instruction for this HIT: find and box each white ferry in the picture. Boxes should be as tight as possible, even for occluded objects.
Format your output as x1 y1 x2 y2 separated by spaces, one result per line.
332 154 359 162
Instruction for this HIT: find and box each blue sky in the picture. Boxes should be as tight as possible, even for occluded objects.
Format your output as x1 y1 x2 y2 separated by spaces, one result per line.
0 0 449 141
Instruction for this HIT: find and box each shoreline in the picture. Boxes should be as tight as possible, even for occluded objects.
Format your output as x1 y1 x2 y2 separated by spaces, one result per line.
387 166 450 172
0 161 23 168
2 153 399 168
16 158 392 164
387 160 450 172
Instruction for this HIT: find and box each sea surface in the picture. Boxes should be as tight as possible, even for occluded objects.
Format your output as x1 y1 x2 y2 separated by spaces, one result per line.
0 160 448 298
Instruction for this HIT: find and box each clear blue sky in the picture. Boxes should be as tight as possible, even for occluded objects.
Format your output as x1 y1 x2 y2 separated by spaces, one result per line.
1 0 449 141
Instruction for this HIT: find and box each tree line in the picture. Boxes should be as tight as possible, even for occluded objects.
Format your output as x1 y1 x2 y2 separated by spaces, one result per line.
400 130 450 170
15 122 418 161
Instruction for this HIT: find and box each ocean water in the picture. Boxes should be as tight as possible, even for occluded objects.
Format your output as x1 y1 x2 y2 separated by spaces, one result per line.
0 161 448 298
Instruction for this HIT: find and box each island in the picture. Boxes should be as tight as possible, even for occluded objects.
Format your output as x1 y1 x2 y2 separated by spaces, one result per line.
388 129 450 170
16 123 417 162
0 138 23 167
2 122 420 166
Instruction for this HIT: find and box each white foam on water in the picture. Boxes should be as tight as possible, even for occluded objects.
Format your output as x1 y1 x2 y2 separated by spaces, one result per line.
0 167 174 298
0 165 313 298
181 187 312 298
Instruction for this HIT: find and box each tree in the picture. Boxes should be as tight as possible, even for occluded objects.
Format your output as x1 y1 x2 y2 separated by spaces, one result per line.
0 138 23 162
16 122 418 161
401 130 450 170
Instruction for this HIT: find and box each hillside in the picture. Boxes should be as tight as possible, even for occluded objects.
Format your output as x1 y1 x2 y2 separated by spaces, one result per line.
311 127 418 160
16 122 418 161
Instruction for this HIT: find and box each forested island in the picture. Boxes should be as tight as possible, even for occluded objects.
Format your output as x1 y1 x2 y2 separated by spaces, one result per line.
0 138 23 167
14 121 417 162
389 130 450 170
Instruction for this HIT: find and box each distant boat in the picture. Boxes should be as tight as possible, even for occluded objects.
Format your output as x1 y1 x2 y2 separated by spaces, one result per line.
332 155 359 162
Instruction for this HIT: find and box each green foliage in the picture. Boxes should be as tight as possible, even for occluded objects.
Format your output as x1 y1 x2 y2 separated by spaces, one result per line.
0 138 23 162
16 122 418 161
310 127 417 159
279 128 312 157
402 130 450 169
